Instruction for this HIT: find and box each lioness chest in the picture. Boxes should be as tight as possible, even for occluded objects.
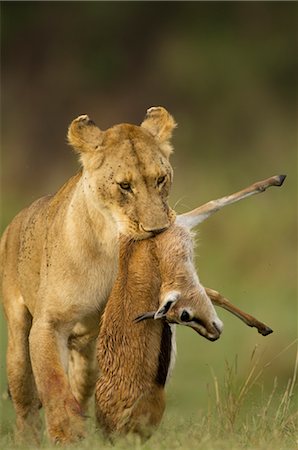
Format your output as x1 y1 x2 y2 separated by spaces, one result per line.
7 174 119 323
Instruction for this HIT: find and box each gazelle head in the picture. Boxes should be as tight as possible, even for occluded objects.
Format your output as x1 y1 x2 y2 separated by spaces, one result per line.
134 224 223 341
135 288 223 341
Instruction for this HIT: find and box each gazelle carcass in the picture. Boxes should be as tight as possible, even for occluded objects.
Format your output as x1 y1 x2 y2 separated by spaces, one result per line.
95 175 285 439
96 225 223 440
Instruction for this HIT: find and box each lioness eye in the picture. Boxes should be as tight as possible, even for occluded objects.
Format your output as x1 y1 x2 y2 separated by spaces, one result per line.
157 175 166 186
119 182 132 192
180 310 191 322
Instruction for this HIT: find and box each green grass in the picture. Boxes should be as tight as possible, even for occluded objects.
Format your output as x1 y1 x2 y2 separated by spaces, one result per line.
0 343 297 450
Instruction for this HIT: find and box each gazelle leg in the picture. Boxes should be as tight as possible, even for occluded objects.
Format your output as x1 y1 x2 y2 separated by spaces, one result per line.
205 287 273 336
176 175 286 228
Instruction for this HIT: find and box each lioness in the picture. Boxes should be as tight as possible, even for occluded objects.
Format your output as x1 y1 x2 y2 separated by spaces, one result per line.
0 107 176 444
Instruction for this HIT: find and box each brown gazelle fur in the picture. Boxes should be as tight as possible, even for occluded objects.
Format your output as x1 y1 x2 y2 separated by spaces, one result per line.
95 225 223 439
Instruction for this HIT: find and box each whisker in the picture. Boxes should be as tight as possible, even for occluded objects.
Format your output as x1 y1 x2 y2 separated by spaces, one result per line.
173 197 187 211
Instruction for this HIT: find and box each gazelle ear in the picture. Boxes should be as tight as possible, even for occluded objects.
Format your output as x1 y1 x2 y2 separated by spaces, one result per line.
67 114 103 154
154 291 180 319
141 107 177 158
134 291 180 323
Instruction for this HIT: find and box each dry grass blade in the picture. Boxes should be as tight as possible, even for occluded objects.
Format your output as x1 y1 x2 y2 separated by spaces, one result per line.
274 348 298 426
208 340 298 438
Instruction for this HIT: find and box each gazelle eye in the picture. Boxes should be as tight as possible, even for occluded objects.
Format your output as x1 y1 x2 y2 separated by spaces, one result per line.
180 310 191 322
157 175 166 186
119 182 132 192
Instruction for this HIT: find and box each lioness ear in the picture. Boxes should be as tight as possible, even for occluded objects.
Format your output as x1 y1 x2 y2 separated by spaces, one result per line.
141 107 177 158
67 115 103 154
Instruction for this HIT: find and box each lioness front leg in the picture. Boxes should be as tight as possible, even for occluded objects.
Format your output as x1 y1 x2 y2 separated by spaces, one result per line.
68 340 99 414
29 317 86 444
4 297 42 444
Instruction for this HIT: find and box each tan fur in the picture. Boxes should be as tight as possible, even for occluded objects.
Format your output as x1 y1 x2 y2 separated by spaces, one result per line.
0 107 177 444
95 225 222 439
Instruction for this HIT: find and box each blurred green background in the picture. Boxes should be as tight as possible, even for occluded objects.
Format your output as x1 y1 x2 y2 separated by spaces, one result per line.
1 1 297 432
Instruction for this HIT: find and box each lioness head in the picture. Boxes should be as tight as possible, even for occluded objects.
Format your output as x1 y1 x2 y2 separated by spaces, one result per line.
68 107 177 239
